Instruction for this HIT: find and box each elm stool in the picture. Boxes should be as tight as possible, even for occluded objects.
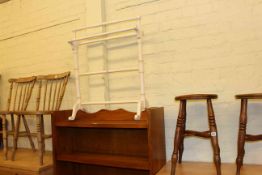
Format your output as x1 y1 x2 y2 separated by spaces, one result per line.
235 93 262 175
171 94 221 175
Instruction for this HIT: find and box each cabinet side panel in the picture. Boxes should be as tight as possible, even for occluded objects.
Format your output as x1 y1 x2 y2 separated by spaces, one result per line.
52 110 73 175
148 107 166 174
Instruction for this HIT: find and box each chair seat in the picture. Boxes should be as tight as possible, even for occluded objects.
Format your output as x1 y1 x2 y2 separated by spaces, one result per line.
175 94 218 100
235 93 262 99
0 111 13 115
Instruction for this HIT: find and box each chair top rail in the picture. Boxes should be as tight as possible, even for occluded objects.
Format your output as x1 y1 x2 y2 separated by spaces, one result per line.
37 71 70 81
9 76 36 83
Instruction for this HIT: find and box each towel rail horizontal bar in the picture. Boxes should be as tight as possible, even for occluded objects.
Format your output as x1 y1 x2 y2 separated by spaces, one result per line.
79 68 139 76
73 17 140 32
76 33 137 46
69 27 137 44
82 100 139 105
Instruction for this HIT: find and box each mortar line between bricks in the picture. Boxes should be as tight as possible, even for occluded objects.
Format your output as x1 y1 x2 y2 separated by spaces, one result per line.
116 0 161 11
0 18 80 42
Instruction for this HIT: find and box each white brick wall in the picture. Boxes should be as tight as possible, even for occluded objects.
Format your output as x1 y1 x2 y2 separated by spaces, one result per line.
0 0 262 164
0 0 88 150
106 0 262 164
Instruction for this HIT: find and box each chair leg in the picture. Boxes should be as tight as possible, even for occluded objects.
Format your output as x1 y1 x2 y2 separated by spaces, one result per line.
2 115 8 160
178 101 187 164
171 100 186 175
11 114 15 134
40 115 45 154
22 115 36 151
10 114 15 158
207 99 221 175
12 115 21 161
36 114 43 165
236 99 248 175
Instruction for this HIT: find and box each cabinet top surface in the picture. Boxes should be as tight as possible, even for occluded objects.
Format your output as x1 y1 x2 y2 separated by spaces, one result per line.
52 108 164 128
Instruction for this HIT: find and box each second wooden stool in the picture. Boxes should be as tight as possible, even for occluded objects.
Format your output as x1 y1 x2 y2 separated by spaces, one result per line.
171 94 221 175
235 93 262 175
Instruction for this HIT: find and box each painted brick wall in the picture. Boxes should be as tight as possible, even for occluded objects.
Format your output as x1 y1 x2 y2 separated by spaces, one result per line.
0 0 262 164
0 0 90 150
105 0 262 164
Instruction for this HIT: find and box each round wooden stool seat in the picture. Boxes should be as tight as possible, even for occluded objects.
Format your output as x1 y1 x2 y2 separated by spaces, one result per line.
175 94 218 100
235 93 262 99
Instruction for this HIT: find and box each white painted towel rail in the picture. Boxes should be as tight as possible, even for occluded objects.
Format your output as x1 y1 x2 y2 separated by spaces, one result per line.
68 17 146 120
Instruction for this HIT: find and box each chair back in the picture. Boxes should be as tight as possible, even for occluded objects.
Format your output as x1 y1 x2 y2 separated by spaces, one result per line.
36 72 70 111
7 76 37 112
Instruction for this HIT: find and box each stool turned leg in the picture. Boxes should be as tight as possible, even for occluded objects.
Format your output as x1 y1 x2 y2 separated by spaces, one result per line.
178 101 187 163
207 99 221 175
236 99 248 175
171 100 186 175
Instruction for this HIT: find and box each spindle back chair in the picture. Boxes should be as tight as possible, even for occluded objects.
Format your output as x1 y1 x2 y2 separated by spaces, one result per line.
13 71 70 165
0 76 37 160
36 71 70 112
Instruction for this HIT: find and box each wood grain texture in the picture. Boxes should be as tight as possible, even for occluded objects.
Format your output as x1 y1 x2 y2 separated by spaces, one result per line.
235 94 262 175
0 76 37 160
236 93 262 99
157 161 262 175
207 99 221 175
0 148 53 175
171 101 186 175
12 72 70 165
172 94 221 175
52 108 166 175
175 94 217 100
236 99 248 175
